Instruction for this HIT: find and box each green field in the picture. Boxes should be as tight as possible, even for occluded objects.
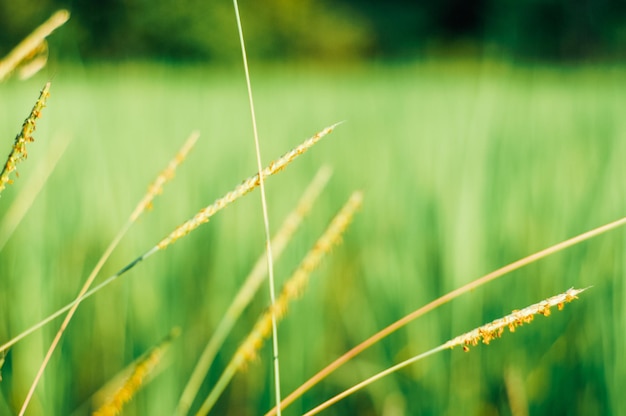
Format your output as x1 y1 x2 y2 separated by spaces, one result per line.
1 61 625 415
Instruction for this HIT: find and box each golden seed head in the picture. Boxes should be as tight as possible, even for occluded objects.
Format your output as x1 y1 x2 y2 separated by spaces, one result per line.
155 124 339 251
231 191 361 371
0 82 51 195
447 287 587 352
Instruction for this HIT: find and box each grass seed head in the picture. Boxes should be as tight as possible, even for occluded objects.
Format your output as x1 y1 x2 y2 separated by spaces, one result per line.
155 123 339 250
233 191 362 371
0 82 51 196
445 287 586 351
92 328 180 416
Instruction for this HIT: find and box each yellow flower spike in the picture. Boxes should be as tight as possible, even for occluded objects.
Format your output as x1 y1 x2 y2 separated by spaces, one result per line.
93 328 181 416
156 123 340 250
0 82 51 196
446 287 587 351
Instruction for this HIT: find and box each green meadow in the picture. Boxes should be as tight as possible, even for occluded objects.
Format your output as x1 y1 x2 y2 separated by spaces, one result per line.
1 61 625 415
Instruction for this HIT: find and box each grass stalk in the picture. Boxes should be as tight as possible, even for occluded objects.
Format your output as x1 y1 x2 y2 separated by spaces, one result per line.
0 124 338 355
303 288 586 416
17 132 199 416
230 1 283 412
196 191 362 415
268 216 626 414
175 166 332 416
0 10 69 82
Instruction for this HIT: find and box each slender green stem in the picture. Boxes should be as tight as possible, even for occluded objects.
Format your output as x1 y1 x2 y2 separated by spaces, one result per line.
304 346 446 416
232 1 282 414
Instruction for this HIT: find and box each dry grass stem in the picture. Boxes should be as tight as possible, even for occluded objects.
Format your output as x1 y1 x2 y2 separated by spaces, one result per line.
17 133 199 416
0 82 51 196
268 216 626 415
303 288 586 416
92 328 181 416
0 10 70 81
175 166 332 416
156 123 340 251
196 191 362 415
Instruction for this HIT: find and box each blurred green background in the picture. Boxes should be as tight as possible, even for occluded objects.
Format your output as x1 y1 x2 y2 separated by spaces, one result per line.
1 2 626 416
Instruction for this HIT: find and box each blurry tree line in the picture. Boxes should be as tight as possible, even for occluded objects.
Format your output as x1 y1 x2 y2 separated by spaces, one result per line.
1 0 626 62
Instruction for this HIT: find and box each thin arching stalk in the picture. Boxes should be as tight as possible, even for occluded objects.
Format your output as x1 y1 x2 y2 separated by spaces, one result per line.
231 0 283 413
268 216 626 415
303 288 587 416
